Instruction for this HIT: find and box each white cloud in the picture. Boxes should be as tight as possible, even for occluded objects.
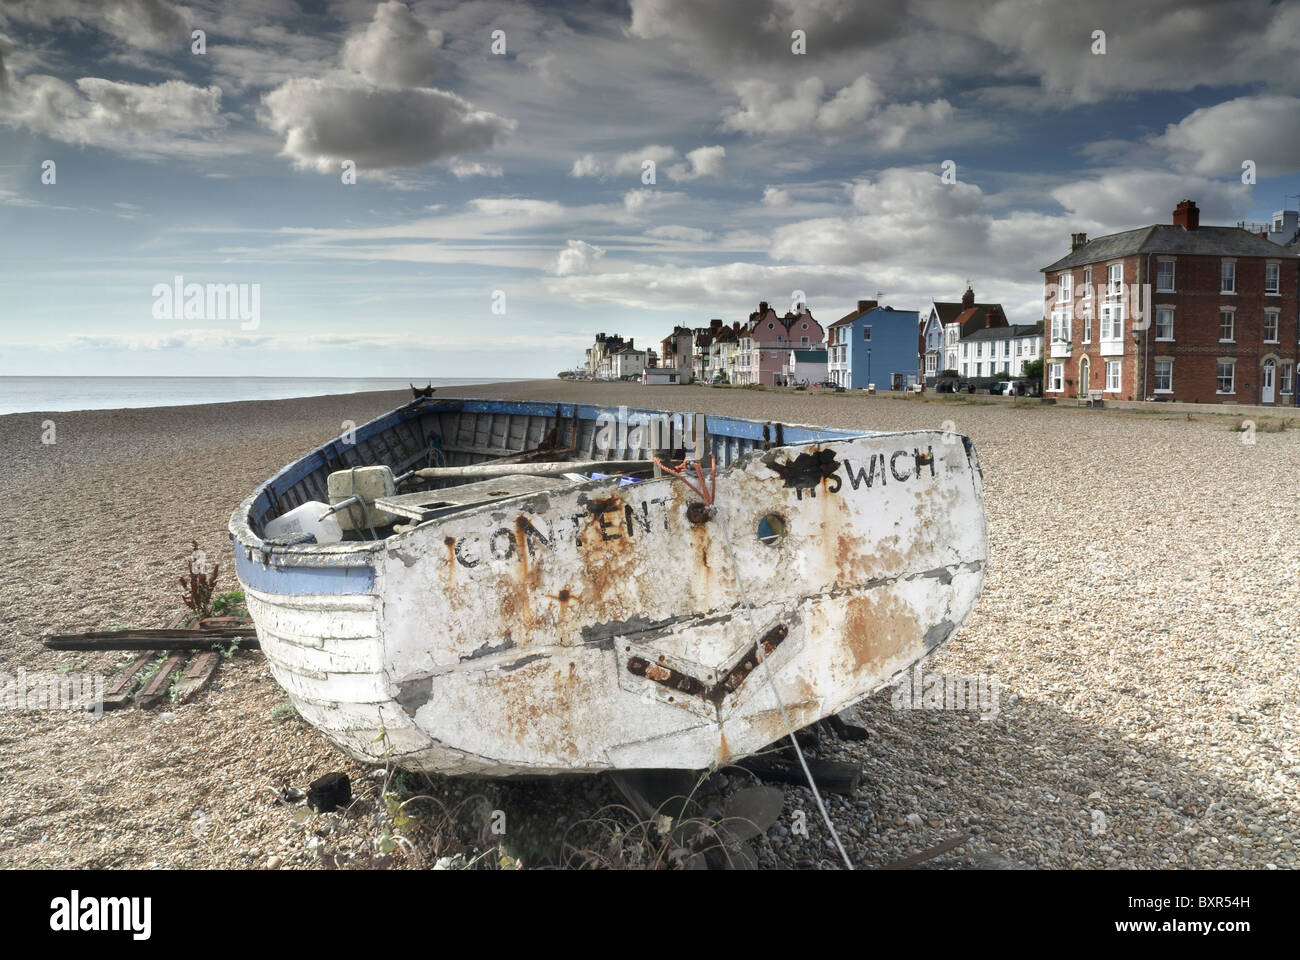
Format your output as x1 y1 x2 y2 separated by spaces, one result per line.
469 197 566 219
545 261 871 312
626 0 910 62
0 0 189 53
258 1 511 174
261 76 513 172
30 328 586 352
723 77 824 136
450 159 503 178
1050 170 1251 226
0 72 229 157
622 188 685 212
722 73 950 145
869 99 953 150
759 168 1085 319
341 1 441 88
665 144 725 181
553 239 606 275
570 144 679 178
627 0 1300 103
814 74 883 133
971 0 1300 102
762 186 790 206
645 224 712 242
570 153 600 177
1153 96 1300 177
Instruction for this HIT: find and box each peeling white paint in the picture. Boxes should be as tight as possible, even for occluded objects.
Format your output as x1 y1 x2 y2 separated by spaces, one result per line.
241 429 988 775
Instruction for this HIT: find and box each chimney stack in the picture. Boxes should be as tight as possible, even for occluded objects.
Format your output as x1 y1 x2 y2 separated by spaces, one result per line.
1172 199 1199 231
961 286 975 309
1070 232 1088 251
759 301 769 314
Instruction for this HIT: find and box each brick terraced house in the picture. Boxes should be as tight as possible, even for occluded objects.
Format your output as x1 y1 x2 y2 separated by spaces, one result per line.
1041 200 1299 405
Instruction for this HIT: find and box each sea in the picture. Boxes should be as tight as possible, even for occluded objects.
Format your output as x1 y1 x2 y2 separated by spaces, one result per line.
0 377 521 416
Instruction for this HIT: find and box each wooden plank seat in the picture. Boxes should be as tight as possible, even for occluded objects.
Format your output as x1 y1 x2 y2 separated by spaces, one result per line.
375 474 581 523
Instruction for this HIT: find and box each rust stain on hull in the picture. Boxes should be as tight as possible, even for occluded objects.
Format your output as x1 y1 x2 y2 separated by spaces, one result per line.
263 427 989 775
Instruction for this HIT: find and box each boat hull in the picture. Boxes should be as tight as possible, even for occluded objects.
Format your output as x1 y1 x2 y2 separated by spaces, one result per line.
233 407 987 776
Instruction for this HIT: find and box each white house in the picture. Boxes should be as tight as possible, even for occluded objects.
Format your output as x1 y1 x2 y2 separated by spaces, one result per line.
919 286 1014 384
958 323 1043 378
781 348 828 385
608 346 647 379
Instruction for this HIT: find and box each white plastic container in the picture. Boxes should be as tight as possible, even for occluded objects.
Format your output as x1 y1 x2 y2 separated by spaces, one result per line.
263 501 344 545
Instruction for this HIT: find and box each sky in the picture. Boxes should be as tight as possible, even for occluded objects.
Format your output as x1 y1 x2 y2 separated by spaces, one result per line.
1 0 1298 378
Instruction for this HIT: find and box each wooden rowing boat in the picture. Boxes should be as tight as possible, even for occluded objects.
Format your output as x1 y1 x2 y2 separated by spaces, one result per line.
228 396 988 775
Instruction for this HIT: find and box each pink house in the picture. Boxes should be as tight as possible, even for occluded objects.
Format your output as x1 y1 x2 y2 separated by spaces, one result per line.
735 301 825 385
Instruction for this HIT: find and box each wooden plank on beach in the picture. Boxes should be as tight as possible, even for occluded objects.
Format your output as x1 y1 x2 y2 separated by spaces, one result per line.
44 628 259 652
98 654 155 712
174 652 221 704
197 617 251 629
134 654 186 710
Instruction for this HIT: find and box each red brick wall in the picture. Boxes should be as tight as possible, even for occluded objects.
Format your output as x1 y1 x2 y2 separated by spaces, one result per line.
1044 253 1298 404
1044 258 1140 399
1136 255 1297 405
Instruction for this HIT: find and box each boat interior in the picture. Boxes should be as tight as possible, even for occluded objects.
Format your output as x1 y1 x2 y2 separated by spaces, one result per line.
243 397 863 547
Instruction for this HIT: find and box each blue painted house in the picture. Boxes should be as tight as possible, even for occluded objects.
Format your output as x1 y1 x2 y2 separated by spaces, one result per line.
826 300 921 390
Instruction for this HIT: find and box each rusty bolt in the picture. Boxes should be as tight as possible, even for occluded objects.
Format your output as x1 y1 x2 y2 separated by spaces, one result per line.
686 502 711 525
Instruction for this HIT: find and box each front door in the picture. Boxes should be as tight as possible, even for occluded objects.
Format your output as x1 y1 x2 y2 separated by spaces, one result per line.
1262 359 1276 404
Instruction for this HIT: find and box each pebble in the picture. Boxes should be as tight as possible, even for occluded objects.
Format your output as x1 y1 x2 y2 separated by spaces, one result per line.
4 384 1296 871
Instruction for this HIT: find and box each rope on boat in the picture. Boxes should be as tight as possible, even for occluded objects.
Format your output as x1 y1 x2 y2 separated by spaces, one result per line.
660 454 854 870
651 455 716 504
